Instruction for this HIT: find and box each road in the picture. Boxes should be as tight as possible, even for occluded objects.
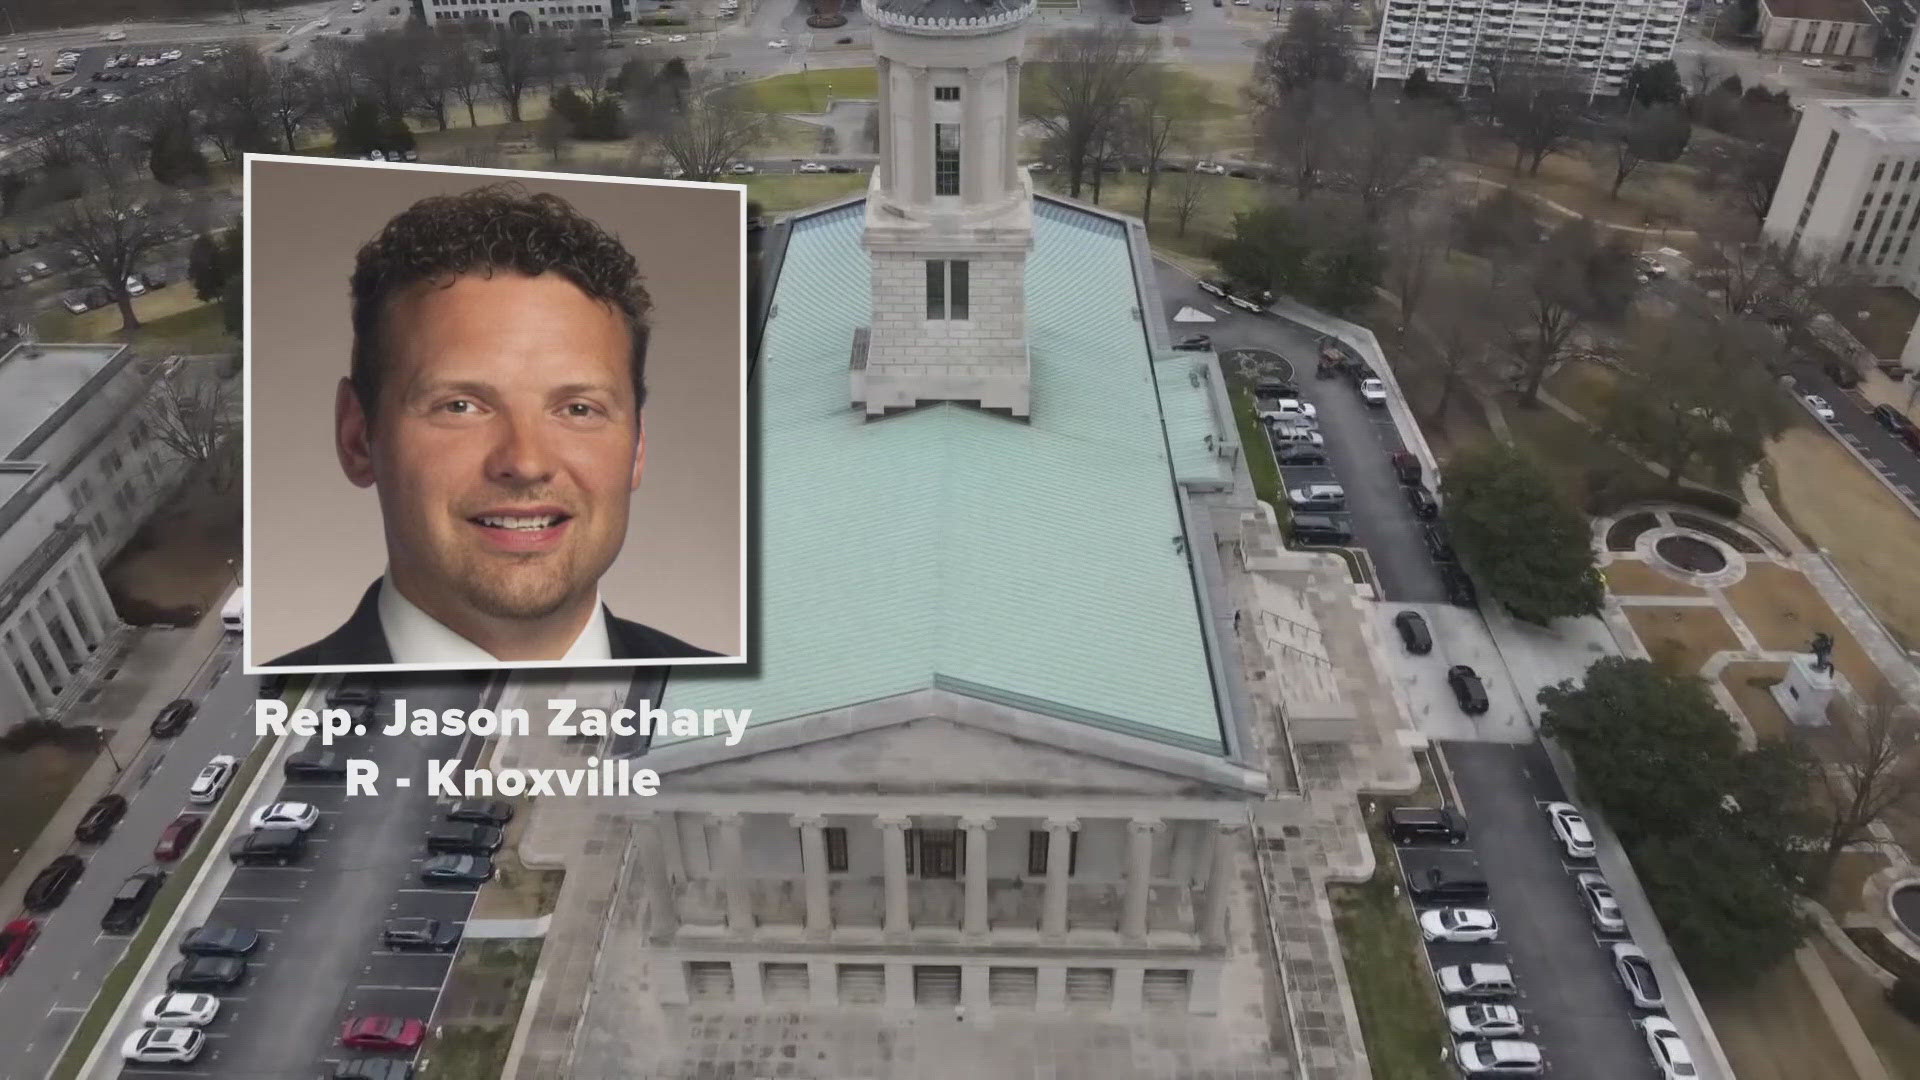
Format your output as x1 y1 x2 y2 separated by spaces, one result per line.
0 635 256 1080
107 672 493 1079
1795 361 1920 505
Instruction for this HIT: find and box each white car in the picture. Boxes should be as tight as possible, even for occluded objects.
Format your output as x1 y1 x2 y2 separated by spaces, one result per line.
352 0 367 9
3 93 20 105
1420 907 1500 943
187 755 238 804
1806 394 1836 421
122 1027 203 1064
141 993 220 1027
1359 377 1387 406
1447 1003 1524 1038
105 30 128 41
636 36 654 45
124 276 145 297
1456 1039 1544 1076
1436 963 1514 998
1575 872 1627 934
317 17 332 28
768 38 790 48
1614 943 1665 1008
250 801 320 832
61 294 88 314
729 162 756 174
667 33 689 42
798 161 826 173
1639 1016 1696 1079
1801 57 1824 67
1195 161 1227 175
1259 398 1317 424
1545 801 1596 859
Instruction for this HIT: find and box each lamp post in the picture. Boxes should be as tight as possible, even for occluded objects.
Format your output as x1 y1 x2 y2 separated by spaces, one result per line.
96 727 121 773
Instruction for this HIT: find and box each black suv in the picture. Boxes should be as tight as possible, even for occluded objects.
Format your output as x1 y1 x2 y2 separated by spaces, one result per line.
335 1059 415 1080
426 822 504 856
167 955 246 992
1289 513 1352 546
1173 334 1212 352
1276 444 1329 466
382 917 461 952
230 827 306 866
101 867 168 934
1406 864 1491 905
1392 610 1433 655
150 698 197 738
284 749 349 781
75 794 129 842
179 926 260 957
1387 806 1467 845
23 855 84 912
1422 523 1457 564
1448 665 1491 715
446 800 514 827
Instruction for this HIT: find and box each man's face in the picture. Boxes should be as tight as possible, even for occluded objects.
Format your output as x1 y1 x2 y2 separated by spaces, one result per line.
336 271 643 626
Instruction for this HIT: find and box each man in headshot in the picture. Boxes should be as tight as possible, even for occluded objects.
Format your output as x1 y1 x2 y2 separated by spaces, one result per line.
269 184 717 666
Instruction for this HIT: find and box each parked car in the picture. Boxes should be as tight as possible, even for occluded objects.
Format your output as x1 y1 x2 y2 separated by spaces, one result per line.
23 856 84 911
1172 334 1212 352
179 926 260 957
250 801 320 832
797 160 824 172
101 866 168 934
284 749 349 781
1288 512 1351 546
1639 1015 1694 1079
60 293 88 314
1436 962 1516 998
1613 943 1664 1008
1805 394 1836 421
1575 871 1627 934
1448 1003 1523 1038
446 800 514 826
188 754 238 804
1267 423 1325 448
1447 665 1490 715
1359 377 1388 406
341 1015 427 1052
728 162 756 174
1386 806 1465 845
1407 862 1489 904
827 163 859 173
1287 483 1346 511
230 827 306 866
166 955 245 992
1259 398 1317 425
1441 563 1479 607
1545 802 1596 859
1393 610 1433 655
420 854 495 885
150 697 197 737
426 822 504 856
75 794 129 842
122 1027 204 1065
1420 907 1499 943
382 917 461 952
153 813 205 862
1423 523 1457 563
0 918 38 976
1276 444 1329 466
334 1059 417 1080
141 992 220 1027
1824 360 1861 388
1455 1039 1543 1076
1405 484 1439 520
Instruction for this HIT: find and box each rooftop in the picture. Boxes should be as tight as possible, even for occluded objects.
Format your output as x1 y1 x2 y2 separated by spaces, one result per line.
1762 0 1880 22
0 343 131 460
661 199 1226 755
1820 97 1920 143
865 0 1031 22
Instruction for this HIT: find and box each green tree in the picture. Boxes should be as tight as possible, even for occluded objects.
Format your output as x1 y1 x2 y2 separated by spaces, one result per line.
1633 829 1809 989
1626 60 1685 109
334 99 387 155
1604 308 1787 487
1212 204 1315 298
1609 105 1691 198
1403 67 1433 97
1441 443 1603 624
187 233 228 302
1307 222 1384 314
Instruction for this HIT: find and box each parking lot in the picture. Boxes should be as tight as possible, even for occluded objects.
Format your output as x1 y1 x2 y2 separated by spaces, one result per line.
1388 741 1670 1080
112 673 493 1079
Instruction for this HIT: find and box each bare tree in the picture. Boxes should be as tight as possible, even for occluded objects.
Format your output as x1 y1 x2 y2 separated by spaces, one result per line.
194 49 277 161
1249 2 1357 98
1386 197 1452 344
1420 295 1500 430
639 74 773 182
264 59 320 152
1023 24 1159 199
1123 69 1180 225
1492 67 1584 176
142 368 239 493
1498 220 1636 404
1345 97 1447 220
51 184 175 331
532 30 569 94
484 27 537 123
538 108 569 164
435 27 486 128
1608 105 1691 198
1257 82 1354 202
1684 54 1722 104
306 37 364 131
349 28 420 124
1809 686 1920 891
1605 307 1787 485
1166 159 1205 238
571 29 617 107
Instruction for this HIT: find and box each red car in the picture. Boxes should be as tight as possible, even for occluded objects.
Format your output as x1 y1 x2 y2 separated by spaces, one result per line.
340 1015 426 1052
0 918 39 976
153 814 205 862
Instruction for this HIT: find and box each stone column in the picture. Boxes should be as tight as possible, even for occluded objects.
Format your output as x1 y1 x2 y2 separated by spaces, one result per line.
75 544 118 629
911 67 932 204
27 608 68 681
1122 818 1161 941
0 637 34 724
9 629 53 705
1042 816 1078 937
1004 57 1021 190
715 812 755 933
960 65 984 204
48 588 88 663
961 815 993 935
879 814 912 934
794 813 832 935
636 813 680 941
62 567 103 643
1204 823 1238 946
876 56 893 191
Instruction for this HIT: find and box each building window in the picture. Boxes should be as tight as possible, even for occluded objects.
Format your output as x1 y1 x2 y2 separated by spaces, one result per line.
924 260 969 320
824 826 848 872
934 122 960 196
1843 241 1856 261
934 85 960 101
1026 830 1079 875
1875 161 1888 182
908 828 961 879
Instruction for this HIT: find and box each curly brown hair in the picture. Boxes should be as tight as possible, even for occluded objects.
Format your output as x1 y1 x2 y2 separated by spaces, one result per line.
349 182 652 417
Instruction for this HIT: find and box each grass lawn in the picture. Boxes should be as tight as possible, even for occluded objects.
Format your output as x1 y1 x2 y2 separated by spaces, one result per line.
0 744 98 886
1502 402 1651 512
470 815 563 920
1450 139 1722 235
40 299 233 356
1718 660 1793 743
104 481 241 614
746 67 880 112
1622 604 1742 677
1329 820 1452 1080
1817 284 1920 362
1701 950 1866 1080
1723 563 1882 696
1544 358 1619 422
1230 385 1282 519
1602 559 1706 597
420 939 545 1080
1814 935 1920 1080
742 172 869 214
1032 171 1265 264
1766 424 1920 654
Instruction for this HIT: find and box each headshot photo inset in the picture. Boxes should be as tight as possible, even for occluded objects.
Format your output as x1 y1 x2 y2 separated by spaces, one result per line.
246 157 745 673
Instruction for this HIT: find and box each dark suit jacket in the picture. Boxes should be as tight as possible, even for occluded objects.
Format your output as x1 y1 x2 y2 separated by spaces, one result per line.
266 580 720 667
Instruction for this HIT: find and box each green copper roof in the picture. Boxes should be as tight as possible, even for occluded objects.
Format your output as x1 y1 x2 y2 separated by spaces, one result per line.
1154 356 1230 487
661 199 1225 755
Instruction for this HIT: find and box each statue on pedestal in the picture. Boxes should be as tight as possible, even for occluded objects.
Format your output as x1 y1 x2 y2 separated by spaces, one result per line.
1811 631 1835 675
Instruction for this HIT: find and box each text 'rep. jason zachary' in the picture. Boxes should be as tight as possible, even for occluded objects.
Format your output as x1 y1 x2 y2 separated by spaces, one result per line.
255 698 753 747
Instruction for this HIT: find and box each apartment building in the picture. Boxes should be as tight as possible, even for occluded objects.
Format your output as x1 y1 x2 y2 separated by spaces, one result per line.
1372 0 1687 96
1764 98 1920 287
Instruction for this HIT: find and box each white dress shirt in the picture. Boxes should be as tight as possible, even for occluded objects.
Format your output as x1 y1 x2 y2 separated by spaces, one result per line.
376 576 612 664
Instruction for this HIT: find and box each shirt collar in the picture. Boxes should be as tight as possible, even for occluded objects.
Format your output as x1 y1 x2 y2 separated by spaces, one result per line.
376 575 613 664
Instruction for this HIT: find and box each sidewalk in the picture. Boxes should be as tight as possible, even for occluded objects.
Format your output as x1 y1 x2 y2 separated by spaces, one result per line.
0 592 236 916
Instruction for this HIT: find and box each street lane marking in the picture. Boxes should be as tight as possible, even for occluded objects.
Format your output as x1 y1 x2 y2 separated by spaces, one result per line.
354 984 447 991
217 895 303 902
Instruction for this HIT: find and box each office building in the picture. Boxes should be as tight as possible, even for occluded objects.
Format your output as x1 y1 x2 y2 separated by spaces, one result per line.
1372 0 1686 96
